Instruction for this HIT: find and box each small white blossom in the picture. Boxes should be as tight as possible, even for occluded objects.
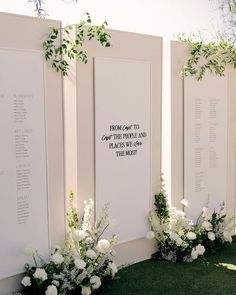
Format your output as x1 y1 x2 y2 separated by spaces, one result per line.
81 286 92 295
74 258 86 270
24 245 37 256
21 276 31 287
51 253 64 265
180 199 189 207
223 231 233 243
169 232 179 241
176 238 183 246
146 231 155 239
96 239 111 254
33 268 48 281
73 229 87 241
186 232 196 240
90 275 101 289
202 207 212 221
45 285 58 295
196 244 205 256
208 232 215 241
109 262 118 277
85 249 97 259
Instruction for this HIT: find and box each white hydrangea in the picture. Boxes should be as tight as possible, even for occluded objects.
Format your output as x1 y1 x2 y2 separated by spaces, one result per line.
74 258 86 270
51 253 64 265
85 249 97 259
146 231 155 239
186 231 196 240
33 268 48 281
208 232 215 241
45 285 58 295
73 229 87 242
81 286 92 295
96 239 111 254
202 221 212 231
90 275 101 289
21 276 31 287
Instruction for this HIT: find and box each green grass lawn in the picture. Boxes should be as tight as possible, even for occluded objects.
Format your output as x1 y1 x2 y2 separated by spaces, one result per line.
97 238 236 295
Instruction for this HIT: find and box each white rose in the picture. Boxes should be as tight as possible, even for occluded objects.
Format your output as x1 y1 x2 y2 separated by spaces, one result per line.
223 231 233 243
90 275 101 289
51 253 64 265
73 229 87 241
86 249 97 259
208 232 215 241
109 262 118 277
146 231 155 239
169 232 178 241
180 199 189 207
33 268 48 281
196 244 205 256
21 276 31 287
81 286 91 295
96 239 111 254
45 285 58 295
186 232 196 240
24 245 37 256
202 221 212 231
74 258 86 270
176 238 183 246
191 249 198 260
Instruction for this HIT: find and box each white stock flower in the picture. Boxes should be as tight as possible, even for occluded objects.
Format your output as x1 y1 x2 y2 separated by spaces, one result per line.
74 258 86 270
208 232 215 241
73 229 87 241
223 231 233 243
146 231 155 239
85 249 97 259
202 207 212 221
51 253 64 265
96 239 111 254
33 268 48 281
180 199 189 207
186 232 196 240
191 249 198 260
196 244 205 256
81 286 92 295
109 262 118 277
21 276 31 287
45 285 58 295
90 276 101 289
202 221 212 231
24 245 37 256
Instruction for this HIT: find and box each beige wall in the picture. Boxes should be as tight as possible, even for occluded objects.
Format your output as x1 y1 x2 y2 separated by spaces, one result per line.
171 40 236 218
0 12 65 295
76 29 162 264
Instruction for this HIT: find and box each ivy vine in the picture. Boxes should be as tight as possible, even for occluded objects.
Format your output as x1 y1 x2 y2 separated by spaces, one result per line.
178 33 236 80
43 13 111 76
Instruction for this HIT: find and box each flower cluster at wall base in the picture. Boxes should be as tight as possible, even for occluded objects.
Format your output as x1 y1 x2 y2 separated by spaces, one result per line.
14 193 118 295
147 178 234 263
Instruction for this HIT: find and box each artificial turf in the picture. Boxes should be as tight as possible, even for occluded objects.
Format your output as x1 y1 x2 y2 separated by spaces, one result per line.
97 238 236 295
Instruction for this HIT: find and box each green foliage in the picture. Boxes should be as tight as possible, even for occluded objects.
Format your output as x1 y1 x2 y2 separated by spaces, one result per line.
43 13 111 76
178 33 236 80
154 174 169 224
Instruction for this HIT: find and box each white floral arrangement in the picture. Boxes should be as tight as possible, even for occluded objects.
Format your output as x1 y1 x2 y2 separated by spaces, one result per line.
16 193 118 295
147 179 234 262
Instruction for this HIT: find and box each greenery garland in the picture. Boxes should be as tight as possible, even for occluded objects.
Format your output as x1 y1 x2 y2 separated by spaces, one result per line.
43 13 111 76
